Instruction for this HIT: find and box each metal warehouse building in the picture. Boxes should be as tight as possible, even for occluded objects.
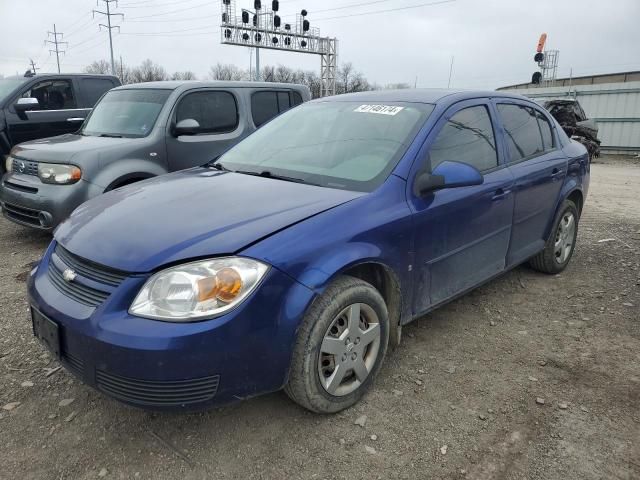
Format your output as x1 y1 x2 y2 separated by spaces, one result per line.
499 71 640 155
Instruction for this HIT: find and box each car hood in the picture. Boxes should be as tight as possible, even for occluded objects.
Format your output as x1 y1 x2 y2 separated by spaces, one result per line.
11 133 139 163
55 168 364 272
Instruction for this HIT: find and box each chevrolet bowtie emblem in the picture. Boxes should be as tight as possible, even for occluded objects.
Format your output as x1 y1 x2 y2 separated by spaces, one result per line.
62 269 77 283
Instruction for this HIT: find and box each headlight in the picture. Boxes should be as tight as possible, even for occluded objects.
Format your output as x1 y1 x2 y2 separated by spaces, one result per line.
38 163 82 184
129 257 269 321
5 156 12 173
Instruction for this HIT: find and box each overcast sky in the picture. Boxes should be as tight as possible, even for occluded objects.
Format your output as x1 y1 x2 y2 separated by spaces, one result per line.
1 0 639 88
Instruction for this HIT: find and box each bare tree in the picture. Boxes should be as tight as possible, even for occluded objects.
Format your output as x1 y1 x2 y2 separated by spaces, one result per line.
385 82 412 90
171 71 197 81
261 65 275 83
129 59 168 83
84 60 111 75
208 63 247 81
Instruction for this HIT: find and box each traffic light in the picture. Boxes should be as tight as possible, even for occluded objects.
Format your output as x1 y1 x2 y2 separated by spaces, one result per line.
532 33 547 84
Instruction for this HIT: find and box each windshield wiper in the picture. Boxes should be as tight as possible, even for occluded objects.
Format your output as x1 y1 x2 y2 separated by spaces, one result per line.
99 133 123 138
234 169 314 185
210 162 230 171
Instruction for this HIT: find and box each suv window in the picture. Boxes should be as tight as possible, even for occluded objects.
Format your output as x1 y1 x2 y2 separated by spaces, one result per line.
535 110 554 150
175 90 238 134
79 78 115 107
497 104 545 162
251 91 280 127
251 90 301 127
291 91 303 106
430 105 498 172
21 79 76 110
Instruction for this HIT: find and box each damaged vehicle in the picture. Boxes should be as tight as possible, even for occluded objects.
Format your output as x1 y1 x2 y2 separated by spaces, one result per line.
27 90 589 413
538 98 600 160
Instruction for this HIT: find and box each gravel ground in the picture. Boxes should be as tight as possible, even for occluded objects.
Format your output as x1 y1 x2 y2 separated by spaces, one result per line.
1 157 639 480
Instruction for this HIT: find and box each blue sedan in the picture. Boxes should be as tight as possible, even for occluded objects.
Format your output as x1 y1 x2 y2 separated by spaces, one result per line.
27 89 589 413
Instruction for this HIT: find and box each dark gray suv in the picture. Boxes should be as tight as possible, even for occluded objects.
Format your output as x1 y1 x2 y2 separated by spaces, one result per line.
1 81 310 230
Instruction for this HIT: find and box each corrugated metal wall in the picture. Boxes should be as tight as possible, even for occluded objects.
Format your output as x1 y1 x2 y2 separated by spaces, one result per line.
503 82 640 154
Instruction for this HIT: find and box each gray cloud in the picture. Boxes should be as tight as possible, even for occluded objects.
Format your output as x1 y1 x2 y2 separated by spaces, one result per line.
1 0 639 88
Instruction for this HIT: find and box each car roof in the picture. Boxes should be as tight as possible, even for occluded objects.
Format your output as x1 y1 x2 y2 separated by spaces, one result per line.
112 80 309 92
5 73 119 81
310 88 536 105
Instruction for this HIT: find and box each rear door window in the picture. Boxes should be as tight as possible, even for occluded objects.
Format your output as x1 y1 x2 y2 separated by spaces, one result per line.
251 91 279 127
79 78 116 107
497 104 545 162
175 90 238 134
429 105 498 172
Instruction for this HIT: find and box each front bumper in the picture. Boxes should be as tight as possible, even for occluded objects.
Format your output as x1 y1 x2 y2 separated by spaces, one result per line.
28 242 315 411
0 172 94 230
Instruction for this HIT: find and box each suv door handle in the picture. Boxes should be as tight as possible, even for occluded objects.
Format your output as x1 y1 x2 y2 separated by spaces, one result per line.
66 117 85 122
551 168 564 179
492 188 510 201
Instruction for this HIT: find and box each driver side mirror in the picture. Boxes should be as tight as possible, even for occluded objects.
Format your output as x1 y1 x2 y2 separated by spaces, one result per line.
414 161 484 196
172 118 200 136
14 97 40 112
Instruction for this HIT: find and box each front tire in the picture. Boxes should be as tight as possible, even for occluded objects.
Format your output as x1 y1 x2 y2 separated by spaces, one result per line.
285 275 389 413
529 199 579 274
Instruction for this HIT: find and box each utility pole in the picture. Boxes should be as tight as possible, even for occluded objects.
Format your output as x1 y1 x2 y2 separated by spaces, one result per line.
93 0 123 76
119 55 124 82
45 24 67 74
28 58 40 75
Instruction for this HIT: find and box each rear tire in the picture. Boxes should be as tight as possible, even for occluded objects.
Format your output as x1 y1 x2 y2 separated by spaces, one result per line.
285 275 389 413
528 199 579 274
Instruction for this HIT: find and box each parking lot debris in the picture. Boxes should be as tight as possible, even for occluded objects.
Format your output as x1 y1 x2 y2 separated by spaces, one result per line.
370 434 378 441
536 397 546 405
440 445 448 455
2 402 20 411
392 389 403 396
20 381 34 387
98 467 108 477
538 360 547 367
479 414 488 421
364 446 376 455
65 411 77 422
528 376 538 382
489 321 497 326
354 415 367 427
58 398 75 407
44 366 62 377
558 402 569 410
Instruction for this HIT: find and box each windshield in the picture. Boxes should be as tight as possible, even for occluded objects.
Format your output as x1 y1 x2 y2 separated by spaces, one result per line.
0 77 28 103
81 88 171 138
219 101 433 192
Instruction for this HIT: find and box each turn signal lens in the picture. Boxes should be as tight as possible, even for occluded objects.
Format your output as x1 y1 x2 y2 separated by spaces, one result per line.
215 267 243 302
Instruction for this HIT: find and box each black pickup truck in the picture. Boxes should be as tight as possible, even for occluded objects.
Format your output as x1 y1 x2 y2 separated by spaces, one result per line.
0 72 121 174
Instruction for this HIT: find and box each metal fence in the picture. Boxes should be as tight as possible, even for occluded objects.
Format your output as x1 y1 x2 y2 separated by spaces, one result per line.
503 82 640 155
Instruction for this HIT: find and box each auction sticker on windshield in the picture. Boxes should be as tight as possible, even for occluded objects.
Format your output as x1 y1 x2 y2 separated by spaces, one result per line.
354 104 405 115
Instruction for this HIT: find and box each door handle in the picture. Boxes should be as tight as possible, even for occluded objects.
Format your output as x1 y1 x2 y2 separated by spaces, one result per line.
66 117 85 122
492 188 510 201
551 168 564 179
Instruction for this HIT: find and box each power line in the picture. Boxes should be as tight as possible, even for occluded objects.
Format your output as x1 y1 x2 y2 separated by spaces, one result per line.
93 0 124 75
313 0 457 21
126 1 213 20
45 24 67 73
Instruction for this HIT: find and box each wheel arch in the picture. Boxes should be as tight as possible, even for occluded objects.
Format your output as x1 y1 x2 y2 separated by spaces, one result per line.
337 260 404 349
104 171 156 192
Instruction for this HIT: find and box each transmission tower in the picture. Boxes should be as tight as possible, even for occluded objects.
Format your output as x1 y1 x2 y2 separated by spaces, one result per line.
28 58 40 76
93 0 124 76
45 24 67 74
221 0 338 96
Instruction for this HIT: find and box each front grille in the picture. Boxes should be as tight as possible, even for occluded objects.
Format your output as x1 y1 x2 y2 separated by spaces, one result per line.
96 369 220 407
2 202 41 226
11 158 38 176
61 350 85 377
3 181 38 194
55 245 127 287
48 260 110 307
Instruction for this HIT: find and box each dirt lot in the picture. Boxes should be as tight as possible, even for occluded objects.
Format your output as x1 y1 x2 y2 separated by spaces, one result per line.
1 158 638 480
